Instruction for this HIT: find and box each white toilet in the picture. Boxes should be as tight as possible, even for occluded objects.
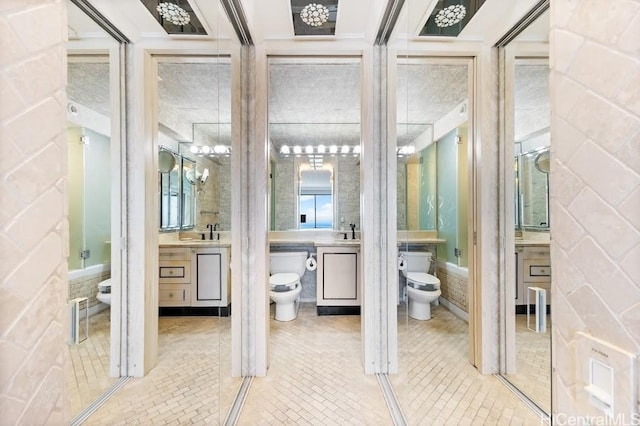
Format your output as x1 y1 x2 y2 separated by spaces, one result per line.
399 251 441 320
96 278 112 305
269 251 308 321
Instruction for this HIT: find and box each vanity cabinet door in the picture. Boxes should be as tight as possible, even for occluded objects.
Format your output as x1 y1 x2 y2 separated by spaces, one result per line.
191 247 230 307
317 247 361 307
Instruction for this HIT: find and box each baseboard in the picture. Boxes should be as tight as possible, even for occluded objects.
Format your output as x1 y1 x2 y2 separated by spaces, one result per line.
159 306 231 316
317 306 361 316
439 297 469 322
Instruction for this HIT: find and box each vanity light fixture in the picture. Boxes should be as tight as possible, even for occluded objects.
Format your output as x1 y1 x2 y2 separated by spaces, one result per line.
329 145 338 154
293 145 302 155
300 3 329 27
397 145 416 157
280 145 291 155
352 145 361 155
157 2 191 26
341 145 350 154
434 4 466 28
317 144 326 154
305 145 314 154
213 145 228 154
189 144 231 156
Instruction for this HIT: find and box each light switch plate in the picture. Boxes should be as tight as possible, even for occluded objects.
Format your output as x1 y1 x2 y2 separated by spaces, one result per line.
576 332 637 419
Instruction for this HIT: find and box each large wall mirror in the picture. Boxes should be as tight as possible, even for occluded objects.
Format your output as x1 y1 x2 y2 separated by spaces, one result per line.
394 55 474 424
154 53 239 421
66 0 123 418
268 58 361 233
500 5 551 416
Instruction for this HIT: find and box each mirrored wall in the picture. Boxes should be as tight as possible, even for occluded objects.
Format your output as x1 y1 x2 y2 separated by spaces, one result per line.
66 0 122 417
500 6 551 415
394 56 474 424
154 54 239 421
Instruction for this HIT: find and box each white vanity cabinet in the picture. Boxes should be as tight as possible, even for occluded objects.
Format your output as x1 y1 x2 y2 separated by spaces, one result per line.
316 245 361 313
159 248 191 306
190 247 230 308
159 246 231 312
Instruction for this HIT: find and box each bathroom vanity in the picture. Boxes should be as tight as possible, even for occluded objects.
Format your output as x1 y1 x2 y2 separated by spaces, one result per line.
159 244 231 315
515 243 551 314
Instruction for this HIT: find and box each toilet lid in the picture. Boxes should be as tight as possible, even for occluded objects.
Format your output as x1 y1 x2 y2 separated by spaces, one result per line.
269 273 300 290
406 272 440 286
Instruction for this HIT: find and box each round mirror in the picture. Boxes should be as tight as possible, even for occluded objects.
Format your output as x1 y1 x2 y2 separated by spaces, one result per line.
534 149 550 174
158 150 176 173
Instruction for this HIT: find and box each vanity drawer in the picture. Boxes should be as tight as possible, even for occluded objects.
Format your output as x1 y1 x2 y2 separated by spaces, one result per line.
159 284 190 306
523 260 551 283
159 260 191 284
159 248 191 261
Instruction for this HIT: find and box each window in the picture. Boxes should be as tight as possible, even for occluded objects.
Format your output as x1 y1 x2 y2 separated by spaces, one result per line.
299 169 333 229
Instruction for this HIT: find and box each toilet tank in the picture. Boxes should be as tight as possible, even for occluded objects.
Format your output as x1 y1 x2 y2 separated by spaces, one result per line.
270 251 308 277
400 251 432 274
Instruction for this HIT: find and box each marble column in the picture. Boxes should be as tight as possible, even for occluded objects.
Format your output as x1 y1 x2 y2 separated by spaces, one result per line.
231 44 269 377
361 45 399 374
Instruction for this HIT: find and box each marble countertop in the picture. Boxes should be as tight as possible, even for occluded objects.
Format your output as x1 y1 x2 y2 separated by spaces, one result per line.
397 238 446 244
160 239 231 248
515 239 550 247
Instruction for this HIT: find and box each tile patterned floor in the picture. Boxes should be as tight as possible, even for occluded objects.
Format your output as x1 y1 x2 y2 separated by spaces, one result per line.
67 308 117 418
84 315 241 425
80 303 546 425
392 304 544 425
503 314 551 413
237 303 392 425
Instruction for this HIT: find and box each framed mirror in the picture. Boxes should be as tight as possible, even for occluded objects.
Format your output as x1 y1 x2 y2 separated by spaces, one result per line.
159 148 181 230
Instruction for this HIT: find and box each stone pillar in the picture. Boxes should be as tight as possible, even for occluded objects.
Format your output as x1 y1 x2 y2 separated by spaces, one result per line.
361 45 399 374
231 44 269 377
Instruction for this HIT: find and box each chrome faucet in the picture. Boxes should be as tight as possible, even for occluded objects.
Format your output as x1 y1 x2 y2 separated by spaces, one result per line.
350 223 356 240
207 223 214 240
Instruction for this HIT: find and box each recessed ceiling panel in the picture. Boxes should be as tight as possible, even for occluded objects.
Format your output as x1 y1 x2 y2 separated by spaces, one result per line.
419 0 486 37
291 0 339 36
140 0 208 35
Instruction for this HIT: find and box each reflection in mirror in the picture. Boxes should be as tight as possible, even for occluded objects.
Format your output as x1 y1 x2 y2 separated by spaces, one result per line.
519 146 550 229
299 169 333 229
157 59 232 232
269 59 361 232
395 57 472 424
501 7 551 416
154 54 239 423
66 0 119 416
159 148 180 230
181 157 196 228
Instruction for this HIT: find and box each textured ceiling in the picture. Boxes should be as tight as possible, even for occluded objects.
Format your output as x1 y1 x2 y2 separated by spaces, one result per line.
66 0 548 151
514 64 550 142
67 62 111 116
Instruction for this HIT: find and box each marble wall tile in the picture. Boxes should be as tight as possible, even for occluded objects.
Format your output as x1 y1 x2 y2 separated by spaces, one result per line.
0 0 68 423
569 141 639 206
568 189 639 260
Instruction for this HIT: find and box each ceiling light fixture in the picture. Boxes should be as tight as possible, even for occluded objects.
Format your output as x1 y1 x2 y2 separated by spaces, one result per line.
300 3 330 27
157 2 191 26
434 4 466 28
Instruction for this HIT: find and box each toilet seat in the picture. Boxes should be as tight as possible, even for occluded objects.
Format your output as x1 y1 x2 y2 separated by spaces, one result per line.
269 272 300 291
406 272 440 290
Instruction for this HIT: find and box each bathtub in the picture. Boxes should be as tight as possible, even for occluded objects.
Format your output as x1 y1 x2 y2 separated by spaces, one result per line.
68 263 111 317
